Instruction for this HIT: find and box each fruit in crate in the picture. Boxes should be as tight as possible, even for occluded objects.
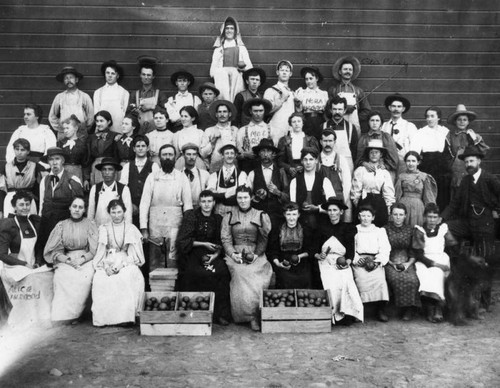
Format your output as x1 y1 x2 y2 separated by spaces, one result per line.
145 295 176 311
262 290 295 307
296 291 328 307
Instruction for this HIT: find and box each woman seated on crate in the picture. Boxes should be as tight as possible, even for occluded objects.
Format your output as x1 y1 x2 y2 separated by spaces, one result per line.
314 197 363 325
91 199 145 327
221 185 272 331
267 202 313 289
177 190 232 326
44 196 98 324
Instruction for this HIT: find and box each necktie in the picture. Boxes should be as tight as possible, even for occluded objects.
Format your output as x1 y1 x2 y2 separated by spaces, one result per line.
50 175 60 185
96 132 107 141
390 122 396 136
15 172 25 177
185 169 194 182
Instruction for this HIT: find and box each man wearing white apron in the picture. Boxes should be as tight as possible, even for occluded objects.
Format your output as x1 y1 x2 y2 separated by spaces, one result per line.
328 56 371 135
181 143 210 209
0 191 53 327
140 144 192 270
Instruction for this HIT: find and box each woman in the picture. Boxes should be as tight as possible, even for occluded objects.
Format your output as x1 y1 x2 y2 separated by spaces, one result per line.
177 190 231 325
5 104 57 164
447 104 489 196
173 106 211 171
295 67 328 141
314 198 363 324
413 203 459 323
221 186 272 331
351 139 395 227
146 107 174 166
352 205 391 322
44 196 98 323
0 190 53 327
58 115 88 184
356 111 399 180
395 151 437 227
115 114 140 166
411 106 452 211
277 113 320 179
87 110 116 187
91 199 145 326
268 202 312 289
384 203 421 321
210 16 252 101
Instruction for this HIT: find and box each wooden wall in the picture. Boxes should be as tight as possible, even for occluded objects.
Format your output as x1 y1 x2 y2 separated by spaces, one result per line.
1 0 499 170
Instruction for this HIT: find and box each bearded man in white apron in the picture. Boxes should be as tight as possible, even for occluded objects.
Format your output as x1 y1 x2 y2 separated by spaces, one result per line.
140 144 193 270
328 56 371 135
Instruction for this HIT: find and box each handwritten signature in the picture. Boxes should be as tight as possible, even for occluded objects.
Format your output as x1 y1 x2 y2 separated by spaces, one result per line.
360 57 408 66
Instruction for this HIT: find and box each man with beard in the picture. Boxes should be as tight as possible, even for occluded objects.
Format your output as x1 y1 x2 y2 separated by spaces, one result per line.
380 93 418 171
234 67 266 127
49 66 94 140
442 146 500 308
328 56 371 134
246 138 289 231
318 129 353 222
323 95 358 175
140 144 192 269
181 143 210 208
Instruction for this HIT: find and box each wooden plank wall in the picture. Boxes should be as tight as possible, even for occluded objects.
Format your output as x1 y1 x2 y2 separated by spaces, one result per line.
0 0 499 171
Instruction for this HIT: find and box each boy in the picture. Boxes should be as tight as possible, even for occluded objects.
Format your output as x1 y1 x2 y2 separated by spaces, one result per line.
164 70 201 132
197 82 220 130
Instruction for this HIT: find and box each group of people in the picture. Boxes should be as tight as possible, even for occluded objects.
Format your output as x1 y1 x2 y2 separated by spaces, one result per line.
0 16 498 331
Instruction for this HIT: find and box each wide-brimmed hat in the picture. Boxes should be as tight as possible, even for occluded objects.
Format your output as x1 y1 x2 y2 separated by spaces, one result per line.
363 139 387 158
218 141 238 155
209 100 237 121
447 104 477 125
42 147 67 162
170 70 195 86
332 56 361 81
198 82 220 97
321 197 348 211
242 67 267 84
56 66 83 82
95 157 122 171
458 145 485 160
252 138 279 155
384 93 411 112
242 97 272 116
300 66 324 83
100 60 124 79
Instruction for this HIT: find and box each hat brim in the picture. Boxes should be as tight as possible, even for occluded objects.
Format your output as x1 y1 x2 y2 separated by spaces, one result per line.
321 198 348 211
56 70 83 83
332 56 361 81
447 111 477 125
94 162 123 171
458 152 484 160
41 152 67 163
218 144 238 154
384 94 411 112
199 84 220 97
137 55 159 67
209 100 237 121
363 146 387 159
242 98 273 117
242 68 266 84
300 66 324 83
171 71 195 86
252 144 279 155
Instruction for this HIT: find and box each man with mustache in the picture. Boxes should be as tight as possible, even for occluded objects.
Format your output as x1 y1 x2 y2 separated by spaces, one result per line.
328 56 371 134
49 66 94 140
140 144 192 270
442 146 500 310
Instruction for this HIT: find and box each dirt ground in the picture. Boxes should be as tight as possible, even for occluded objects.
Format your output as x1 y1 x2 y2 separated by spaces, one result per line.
1 280 500 388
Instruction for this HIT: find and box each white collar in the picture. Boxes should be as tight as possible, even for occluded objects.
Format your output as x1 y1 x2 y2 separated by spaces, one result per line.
473 169 482 183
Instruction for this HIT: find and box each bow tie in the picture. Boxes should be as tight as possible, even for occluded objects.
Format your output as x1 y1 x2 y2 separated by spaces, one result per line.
184 169 194 182
15 172 25 177
50 175 60 184
121 136 133 147
96 132 108 141
63 139 76 150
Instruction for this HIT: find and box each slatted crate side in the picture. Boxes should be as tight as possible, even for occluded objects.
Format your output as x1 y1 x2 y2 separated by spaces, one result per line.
261 289 332 321
261 320 331 334
140 323 212 336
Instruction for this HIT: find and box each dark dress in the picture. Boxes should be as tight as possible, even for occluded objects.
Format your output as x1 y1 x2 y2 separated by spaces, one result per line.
384 222 421 308
177 208 231 321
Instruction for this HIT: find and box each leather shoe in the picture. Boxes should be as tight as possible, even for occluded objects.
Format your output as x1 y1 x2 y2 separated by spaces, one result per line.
401 308 413 321
217 317 230 326
250 319 260 331
377 308 389 323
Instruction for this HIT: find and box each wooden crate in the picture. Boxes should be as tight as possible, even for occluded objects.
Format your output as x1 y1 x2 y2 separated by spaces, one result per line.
260 289 332 334
149 268 178 292
140 291 214 336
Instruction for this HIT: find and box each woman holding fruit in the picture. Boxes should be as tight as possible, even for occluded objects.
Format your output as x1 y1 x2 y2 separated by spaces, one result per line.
221 185 272 331
91 199 145 327
177 190 232 325
314 197 363 324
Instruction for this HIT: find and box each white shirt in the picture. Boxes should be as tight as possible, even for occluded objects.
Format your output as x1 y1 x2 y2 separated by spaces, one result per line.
246 164 274 190
146 129 174 158
411 125 449 154
473 169 482 184
295 87 328 112
381 118 418 158
290 132 305 160
289 174 336 202
119 158 160 185
165 92 202 122
6 125 57 163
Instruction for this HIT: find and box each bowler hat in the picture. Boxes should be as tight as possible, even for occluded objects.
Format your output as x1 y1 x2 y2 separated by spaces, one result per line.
384 93 411 113
95 157 122 171
447 104 477 125
242 98 272 116
332 56 361 81
198 82 220 97
321 197 348 211
458 145 485 160
252 138 279 155
242 67 266 84
170 70 195 86
43 147 67 162
100 60 124 79
209 99 237 121
56 66 83 82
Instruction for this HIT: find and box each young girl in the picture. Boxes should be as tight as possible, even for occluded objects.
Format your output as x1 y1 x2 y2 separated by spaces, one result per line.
87 110 116 187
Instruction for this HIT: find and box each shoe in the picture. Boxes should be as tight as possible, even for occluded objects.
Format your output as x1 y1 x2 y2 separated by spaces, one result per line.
426 305 436 323
250 319 260 331
377 308 389 323
401 308 413 321
433 306 444 323
217 317 230 326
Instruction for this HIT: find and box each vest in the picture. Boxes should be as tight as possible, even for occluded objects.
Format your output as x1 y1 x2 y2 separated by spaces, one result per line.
129 159 154 206
252 164 283 215
296 172 324 206
42 171 79 214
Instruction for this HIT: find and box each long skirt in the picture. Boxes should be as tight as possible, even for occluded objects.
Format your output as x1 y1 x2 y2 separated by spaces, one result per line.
420 151 451 212
224 246 272 323
399 194 425 227
0 277 12 323
352 265 389 303
91 266 145 326
303 113 325 142
52 253 94 321
385 264 421 307
273 254 312 290
319 261 364 323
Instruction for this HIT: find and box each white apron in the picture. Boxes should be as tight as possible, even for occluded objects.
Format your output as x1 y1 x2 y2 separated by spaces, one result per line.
332 123 354 175
337 90 361 137
94 187 121 227
3 192 37 218
148 206 183 245
269 89 295 145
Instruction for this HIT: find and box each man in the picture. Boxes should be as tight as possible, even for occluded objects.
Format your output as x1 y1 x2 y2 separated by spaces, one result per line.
128 56 167 134
442 146 500 307
88 158 132 227
233 67 266 127
38 147 84 251
197 82 220 130
236 98 273 173
49 66 94 140
328 56 371 134
93 60 129 133
318 129 352 222
181 143 210 208
380 93 418 170
140 144 192 269
205 100 239 173
246 138 289 231
164 70 201 132
207 141 247 217
323 95 358 175
264 60 296 145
